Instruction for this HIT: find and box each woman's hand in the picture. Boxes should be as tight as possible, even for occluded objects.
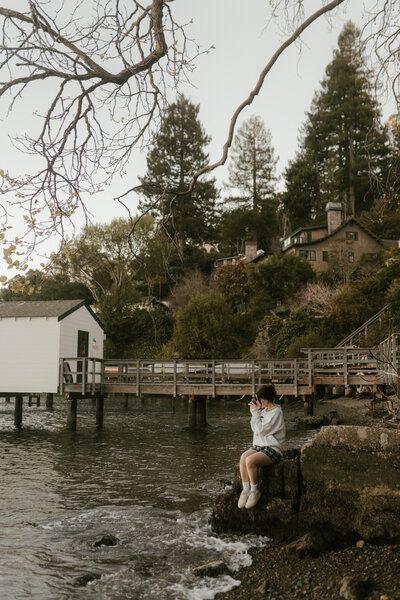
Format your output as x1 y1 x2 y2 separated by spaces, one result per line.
248 395 261 410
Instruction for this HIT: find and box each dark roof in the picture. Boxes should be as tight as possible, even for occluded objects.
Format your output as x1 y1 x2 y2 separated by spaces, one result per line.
282 217 384 252
285 224 327 238
0 299 104 329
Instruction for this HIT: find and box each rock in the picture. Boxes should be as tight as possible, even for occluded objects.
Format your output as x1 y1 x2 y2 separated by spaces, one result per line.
211 426 400 545
339 576 371 600
294 416 324 429
192 560 229 578
255 578 269 594
356 540 365 548
284 533 320 557
300 426 400 542
73 572 101 587
92 534 119 548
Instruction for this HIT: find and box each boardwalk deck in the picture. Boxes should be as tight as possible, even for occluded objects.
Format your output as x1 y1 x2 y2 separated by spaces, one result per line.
60 346 383 399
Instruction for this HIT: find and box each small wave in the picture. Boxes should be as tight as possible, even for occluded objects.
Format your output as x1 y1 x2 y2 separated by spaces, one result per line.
171 575 241 600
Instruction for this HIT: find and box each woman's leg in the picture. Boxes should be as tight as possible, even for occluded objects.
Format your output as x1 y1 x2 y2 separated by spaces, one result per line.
245 452 273 485
239 449 257 485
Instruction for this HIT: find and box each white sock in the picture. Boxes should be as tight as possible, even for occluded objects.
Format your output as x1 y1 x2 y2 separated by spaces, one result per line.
250 483 259 492
242 481 250 492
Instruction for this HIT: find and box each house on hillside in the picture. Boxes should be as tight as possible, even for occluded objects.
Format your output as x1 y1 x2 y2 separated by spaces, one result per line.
281 202 399 274
214 241 267 269
0 299 104 394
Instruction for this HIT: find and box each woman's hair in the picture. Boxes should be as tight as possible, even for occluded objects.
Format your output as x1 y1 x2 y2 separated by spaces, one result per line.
256 384 276 401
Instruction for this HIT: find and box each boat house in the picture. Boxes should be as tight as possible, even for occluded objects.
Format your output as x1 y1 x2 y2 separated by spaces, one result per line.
0 299 104 395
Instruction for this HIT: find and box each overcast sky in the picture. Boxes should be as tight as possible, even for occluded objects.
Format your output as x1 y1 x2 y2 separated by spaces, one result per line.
0 0 395 276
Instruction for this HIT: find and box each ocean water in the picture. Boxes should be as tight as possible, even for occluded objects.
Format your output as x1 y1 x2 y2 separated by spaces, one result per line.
0 396 314 600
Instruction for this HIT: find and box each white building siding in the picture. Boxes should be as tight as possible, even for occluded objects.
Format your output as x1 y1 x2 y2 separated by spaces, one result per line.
0 317 60 393
59 306 104 359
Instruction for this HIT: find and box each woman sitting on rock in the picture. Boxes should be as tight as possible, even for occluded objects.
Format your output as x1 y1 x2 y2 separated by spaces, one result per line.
238 384 286 509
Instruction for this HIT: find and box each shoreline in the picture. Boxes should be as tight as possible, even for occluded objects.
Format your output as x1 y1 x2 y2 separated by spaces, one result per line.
214 393 400 600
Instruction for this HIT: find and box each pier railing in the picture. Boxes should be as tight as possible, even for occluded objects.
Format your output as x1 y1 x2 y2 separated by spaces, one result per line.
59 346 384 398
378 333 400 386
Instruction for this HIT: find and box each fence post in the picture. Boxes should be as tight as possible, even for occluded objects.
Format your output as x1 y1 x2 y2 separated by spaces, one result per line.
343 348 348 388
173 360 177 398
251 360 255 395
91 358 96 395
307 349 312 391
212 360 216 398
293 358 298 397
136 360 140 397
59 359 64 395
82 359 87 396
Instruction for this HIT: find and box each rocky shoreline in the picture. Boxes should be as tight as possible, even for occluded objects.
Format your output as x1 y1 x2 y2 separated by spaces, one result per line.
212 394 400 600
215 539 400 600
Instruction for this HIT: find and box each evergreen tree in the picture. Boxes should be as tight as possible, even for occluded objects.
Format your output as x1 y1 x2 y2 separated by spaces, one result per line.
227 115 278 212
282 21 389 228
139 96 218 257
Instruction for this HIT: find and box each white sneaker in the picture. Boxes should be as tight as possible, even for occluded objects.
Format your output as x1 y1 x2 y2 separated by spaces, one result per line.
245 490 261 509
237 490 250 509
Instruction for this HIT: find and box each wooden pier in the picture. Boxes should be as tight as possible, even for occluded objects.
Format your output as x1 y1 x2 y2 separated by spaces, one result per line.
60 347 383 400
4 336 399 431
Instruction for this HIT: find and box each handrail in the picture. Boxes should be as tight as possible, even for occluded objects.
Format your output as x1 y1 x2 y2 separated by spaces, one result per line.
59 349 383 396
336 305 388 348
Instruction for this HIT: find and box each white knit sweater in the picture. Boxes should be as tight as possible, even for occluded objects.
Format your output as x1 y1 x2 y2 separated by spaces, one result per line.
250 405 286 454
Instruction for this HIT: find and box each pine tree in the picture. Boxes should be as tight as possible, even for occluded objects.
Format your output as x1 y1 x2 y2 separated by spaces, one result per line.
282 21 389 227
227 115 278 212
139 96 218 257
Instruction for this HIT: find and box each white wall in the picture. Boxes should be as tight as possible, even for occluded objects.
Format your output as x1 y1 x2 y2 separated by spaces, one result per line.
59 306 104 387
59 305 104 358
0 317 60 393
0 306 104 394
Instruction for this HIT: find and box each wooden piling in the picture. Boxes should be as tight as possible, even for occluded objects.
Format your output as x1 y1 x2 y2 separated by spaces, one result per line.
28 395 32 407
196 396 208 427
45 393 54 409
66 396 77 431
188 394 197 428
96 396 104 429
14 395 23 428
303 394 314 416
122 393 129 409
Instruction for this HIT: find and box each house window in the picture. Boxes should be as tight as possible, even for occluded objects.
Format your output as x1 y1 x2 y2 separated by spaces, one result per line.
346 231 358 241
299 250 315 261
322 251 328 262
348 252 355 263
306 231 312 242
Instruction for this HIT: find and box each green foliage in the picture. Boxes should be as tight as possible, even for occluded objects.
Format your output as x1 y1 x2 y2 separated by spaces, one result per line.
386 279 400 327
167 293 245 359
105 308 173 358
258 314 282 337
275 310 317 358
248 253 315 318
227 115 278 211
217 205 279 254
139 96 218 254
215 262 250 308
285 331 331 359
324 249 400 339
282 21 390 227
0 269 93 302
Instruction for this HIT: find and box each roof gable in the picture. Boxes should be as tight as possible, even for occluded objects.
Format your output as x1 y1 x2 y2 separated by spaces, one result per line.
283 217 384 251
0 299 104 329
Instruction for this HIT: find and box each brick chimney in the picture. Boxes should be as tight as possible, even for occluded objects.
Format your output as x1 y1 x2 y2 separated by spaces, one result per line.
326 202 342 235
244 241 257 261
